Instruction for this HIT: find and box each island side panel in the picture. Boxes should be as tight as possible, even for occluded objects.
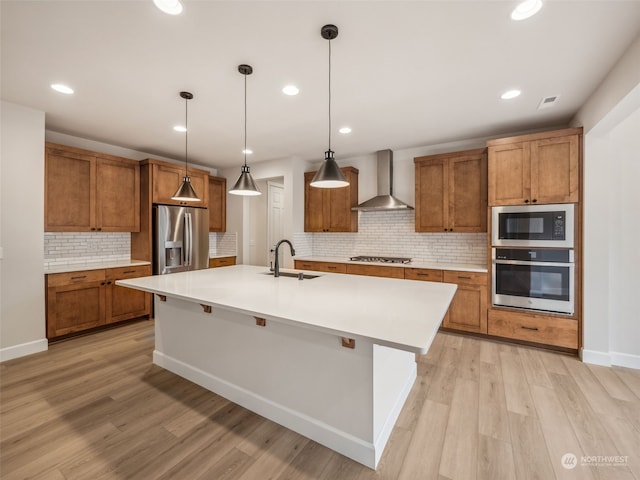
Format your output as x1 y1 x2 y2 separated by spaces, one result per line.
152 296 379 467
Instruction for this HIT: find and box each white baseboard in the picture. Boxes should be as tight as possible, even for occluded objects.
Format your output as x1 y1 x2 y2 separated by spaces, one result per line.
0 338 48 363
154 350 377 468
581 349 640 369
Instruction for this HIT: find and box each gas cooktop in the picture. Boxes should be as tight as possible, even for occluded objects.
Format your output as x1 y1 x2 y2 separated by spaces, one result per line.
349 256 412 264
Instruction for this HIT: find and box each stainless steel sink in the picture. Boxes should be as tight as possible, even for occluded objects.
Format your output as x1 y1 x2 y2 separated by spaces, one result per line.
261 271 320 280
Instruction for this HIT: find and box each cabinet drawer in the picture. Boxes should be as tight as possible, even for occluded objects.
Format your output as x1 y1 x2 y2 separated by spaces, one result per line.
209 256 236 268
106 265 152 280
294 260 346 274
443 270 487 286
404 268 443 282
47 269 106 287
488 309 578 349
345 264 405 279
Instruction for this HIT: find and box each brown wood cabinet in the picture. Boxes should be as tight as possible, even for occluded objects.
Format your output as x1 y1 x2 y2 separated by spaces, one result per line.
488 308 578 349
441 271 487 334
414 148 487 233
149 160 209 207
46 265 152 339
487 128 581 206
294 260 347 273
209 256 236 268
345 263 405 279
45 143 140 232
105 265 152 324
208 175 227 232
304 167 359 232
404 268 443 282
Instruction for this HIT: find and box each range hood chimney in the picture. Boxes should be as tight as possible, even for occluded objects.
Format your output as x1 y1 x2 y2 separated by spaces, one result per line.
352 149 414 212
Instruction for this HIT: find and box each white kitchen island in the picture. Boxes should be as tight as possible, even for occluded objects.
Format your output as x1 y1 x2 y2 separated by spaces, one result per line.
117 264 456 469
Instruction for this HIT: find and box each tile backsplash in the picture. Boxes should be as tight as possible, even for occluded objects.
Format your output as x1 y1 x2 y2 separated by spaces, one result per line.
209 232 237 257
300 210 487 265
44 232 130 268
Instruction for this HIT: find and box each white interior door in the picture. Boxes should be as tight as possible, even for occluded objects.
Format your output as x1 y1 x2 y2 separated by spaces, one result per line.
268 181 285 266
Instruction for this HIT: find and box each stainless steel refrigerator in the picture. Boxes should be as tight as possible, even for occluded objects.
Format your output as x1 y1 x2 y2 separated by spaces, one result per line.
153 205 209 275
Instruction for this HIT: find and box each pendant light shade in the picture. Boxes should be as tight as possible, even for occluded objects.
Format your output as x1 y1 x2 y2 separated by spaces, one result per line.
172 91 200 201
311 24 349 189
229 64 261 196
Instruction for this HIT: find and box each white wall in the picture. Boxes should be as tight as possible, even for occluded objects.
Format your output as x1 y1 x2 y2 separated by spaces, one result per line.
573 32 640 368
0 101 48 361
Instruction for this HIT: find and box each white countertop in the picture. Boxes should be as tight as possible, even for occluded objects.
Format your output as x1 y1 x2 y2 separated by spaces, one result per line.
294 256 488 273
44 259 151 275
117 264 457 354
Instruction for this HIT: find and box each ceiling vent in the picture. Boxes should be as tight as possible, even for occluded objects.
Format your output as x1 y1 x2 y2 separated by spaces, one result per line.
538 95 560 110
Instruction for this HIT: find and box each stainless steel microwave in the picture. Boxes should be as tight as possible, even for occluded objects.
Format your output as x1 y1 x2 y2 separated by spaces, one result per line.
491 203 574 248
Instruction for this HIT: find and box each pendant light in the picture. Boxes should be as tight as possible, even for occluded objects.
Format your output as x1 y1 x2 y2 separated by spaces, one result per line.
229 64 261 196
310 24 349 188
171 91 200 201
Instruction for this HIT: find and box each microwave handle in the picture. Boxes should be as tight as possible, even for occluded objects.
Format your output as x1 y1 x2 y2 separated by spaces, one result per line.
493 259 574 267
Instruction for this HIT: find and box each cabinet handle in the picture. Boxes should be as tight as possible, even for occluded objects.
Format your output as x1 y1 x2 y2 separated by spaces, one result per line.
97 227 102 231
521 326 539 331
90 227 96 231
302 264 312 268
123 270 136 274
101 282 106 286
457 276 472 280
328 266 337 270
524 199 530 204
107 281 112 285
417 273 431 277
71 275 87 280
532 199 538 203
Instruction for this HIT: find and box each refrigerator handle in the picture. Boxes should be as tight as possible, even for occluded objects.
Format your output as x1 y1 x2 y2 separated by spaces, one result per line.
185 212 193 267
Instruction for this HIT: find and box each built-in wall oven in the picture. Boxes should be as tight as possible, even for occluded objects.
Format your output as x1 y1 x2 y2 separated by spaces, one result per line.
492 248 574 315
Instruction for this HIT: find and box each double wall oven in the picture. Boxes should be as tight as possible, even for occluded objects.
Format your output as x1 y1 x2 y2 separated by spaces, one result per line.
491 204 575 315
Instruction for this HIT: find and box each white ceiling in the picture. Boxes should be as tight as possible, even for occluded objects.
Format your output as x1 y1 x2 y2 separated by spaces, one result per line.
2 1 639 169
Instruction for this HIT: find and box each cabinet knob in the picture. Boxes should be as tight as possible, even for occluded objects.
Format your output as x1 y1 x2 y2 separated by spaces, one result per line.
532 199 538 203
524 199 530 204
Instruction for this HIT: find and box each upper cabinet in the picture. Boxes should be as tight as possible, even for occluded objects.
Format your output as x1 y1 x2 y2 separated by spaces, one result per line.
487 128 581 206
304 167 359 232
45 143 140 232
150 161 209 206
414 148 488 233
208 175 227 232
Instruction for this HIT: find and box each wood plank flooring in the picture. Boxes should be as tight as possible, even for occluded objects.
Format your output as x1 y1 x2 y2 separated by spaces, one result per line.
1 319 639 479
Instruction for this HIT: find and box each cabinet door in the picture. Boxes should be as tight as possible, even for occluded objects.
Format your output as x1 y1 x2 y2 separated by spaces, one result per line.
294 260 346 273
153 164 208 206
530 134 579 204
96 157 140 232
345 264 405 279
105 266 152 324
47 282 105 337
449 154 487 232
328 186 352 231
45 148 96 231
304 171 326 232
415 158 448 232
488 143 530 206
442 284 488 333
208 176 227 232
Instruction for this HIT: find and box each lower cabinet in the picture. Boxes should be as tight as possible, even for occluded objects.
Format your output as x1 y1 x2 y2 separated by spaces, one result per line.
441 271 488 334
209 256 236 268
294 260 347 274
46 265 152 339
345 264 404 279
488 308 578 349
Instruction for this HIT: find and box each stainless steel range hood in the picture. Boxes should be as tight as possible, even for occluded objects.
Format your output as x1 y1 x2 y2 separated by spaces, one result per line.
352 149 414 211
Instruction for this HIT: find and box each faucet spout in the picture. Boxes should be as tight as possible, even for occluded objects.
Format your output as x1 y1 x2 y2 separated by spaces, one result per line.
273 239 296 278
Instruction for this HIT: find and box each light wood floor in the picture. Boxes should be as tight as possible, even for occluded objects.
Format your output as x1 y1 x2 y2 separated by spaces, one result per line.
1 319 639 480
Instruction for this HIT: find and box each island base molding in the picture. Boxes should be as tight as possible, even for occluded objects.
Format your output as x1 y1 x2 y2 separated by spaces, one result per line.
152 297 417 469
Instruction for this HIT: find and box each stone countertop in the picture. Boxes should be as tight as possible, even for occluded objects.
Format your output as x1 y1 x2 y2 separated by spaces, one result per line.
44 259 151 275
294 256 488 273
117 264 457 355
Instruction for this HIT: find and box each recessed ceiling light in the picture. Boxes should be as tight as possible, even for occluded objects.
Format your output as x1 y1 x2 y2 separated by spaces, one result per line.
511 0 543 20
501 89 522 100
153 0 183 15
242 149 253 155
282 85 299 96
339 127 352 134
173 125 187 132
51 84 74 95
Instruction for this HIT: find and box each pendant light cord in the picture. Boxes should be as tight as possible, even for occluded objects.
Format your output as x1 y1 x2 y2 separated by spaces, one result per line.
328 38 332 152
184 96 189 176
244 72 248 167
